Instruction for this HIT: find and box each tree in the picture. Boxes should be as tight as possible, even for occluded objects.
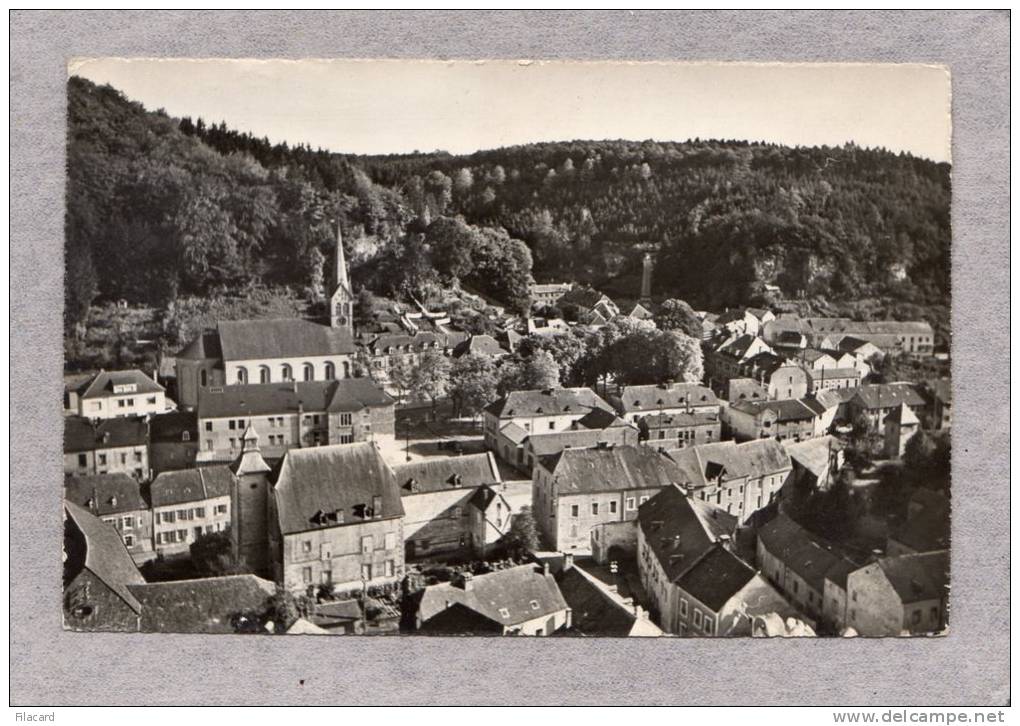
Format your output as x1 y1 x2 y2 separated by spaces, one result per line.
408 349 451 414
388 357 414 403
453 167 474 196
449 352 498 419
190 529 251 577
499 349 560 395
654 298 702 338
425 216 476 282
305 246 326 301
504 506 541 559
265 586 315 633
657 330 705 383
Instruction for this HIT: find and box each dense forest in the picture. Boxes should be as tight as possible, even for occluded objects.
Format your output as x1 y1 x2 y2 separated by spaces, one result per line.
66 76 952 335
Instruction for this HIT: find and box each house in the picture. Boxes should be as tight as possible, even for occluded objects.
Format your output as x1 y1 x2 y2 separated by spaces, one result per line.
637 410 721 449
608 382 720 424
452 334 506 359
63 500 146 632
763 316 934 356
64 415 149 479
526 316 570 337
529 282 572 306
360 329 455 388
394 452 504 561
724 398 820 443
555 558 662 637
921 379 952 430
411 564 571 636
64 473 154 563
887 489 950 556
66 368 168 420
622 302 655 321
741 352 810 401
636 485 795 636
844 551 949 636
269 442 405 592
148 410 199 474
195 379 395 463
849 383 927 435
559 286 619 324
756 513 858 627
665 439 792 523
806 367 861 393
175 229 358 409
783 435 845 493
521 423 639 475
482 387 616 467
705 334 774 383
149 466 233 557
716 309 762 337
532 444 689 551
837 335 884 363
884 404 920 458
128 574 276 634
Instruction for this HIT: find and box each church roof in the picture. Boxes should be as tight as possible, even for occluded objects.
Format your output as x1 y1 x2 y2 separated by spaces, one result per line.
216 319 356 361
197 379 393 419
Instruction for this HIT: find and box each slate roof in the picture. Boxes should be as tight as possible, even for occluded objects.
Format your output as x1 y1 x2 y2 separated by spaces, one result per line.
309 599 363 630
727 378 768 402
77 369 164 399
64 416 148 453
394 452 501 494
272 443 403 535
197 379 393 419
615 383 719 413
416 602 505 635
575 407 631 430
730 398 818 423
757 513 851 592
542 445 688 494
149 410 198 443
415 564 569 628
853 383 926 410
807 367 860 381
525 429 618 457
64 501 145 613
675 544 758 612
150 466 234 507
639 410 720 429
176 330 223 361
216 319 356 361
129 575 276 633
716 334 764 360
484 387 614 418
744 351 795 377
688 439 793 484
556 565 662 637
365 330 448 354
637 484 737 581
876 551 949 604
64 473 150 515
784 436 843 480
498 421 529 445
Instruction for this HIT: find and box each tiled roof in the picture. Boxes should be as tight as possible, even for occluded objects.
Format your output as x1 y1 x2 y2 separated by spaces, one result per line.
416 602 505 635
542 445 688 494
364 330 448 354
64 416 148 453
272 443 403 535
688 439 792 484
150 466 234 507
727 378 767 402
217 319 356 361
64 501 145 613
675 544 757 612
499 421 529 445
615 383 719 413
394 452 501 495
525 428 618 457
730 398 818 423
852 383 926 410
637 484 737 581
452 334 504 358
806 367 860 382
484 387 614 418
415 564 568 628
129 575 276 633
78 369 164 399
876 551 949 604
64 473 150 514
197 379 393 419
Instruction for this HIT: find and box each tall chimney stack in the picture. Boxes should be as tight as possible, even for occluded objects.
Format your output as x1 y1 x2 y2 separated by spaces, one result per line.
640 253 653 301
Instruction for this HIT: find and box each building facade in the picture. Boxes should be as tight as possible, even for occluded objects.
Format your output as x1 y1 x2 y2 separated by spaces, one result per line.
67 369 168 420
64 416 149 479
150 467 233 557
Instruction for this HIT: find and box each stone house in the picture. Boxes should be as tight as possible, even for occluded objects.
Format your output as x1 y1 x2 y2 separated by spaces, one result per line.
149 466 233 558
66 368 168 420
843 551 949 636
64 415 149 479
64 473 154 564
608 382 720 424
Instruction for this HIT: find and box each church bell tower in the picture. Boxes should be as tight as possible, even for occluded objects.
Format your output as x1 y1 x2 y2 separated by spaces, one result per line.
330 220 354 333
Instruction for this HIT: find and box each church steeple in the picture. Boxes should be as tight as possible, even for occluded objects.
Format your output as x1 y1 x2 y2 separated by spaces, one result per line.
232 422 270 476
330 219 354 332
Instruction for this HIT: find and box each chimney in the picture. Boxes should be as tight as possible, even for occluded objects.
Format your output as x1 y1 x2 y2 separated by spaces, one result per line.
456 572 474 591
372 495 382 518
541 562 550 577
563 552 574 571
101 431 110 444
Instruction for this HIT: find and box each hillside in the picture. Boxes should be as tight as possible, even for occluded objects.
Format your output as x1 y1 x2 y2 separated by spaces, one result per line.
66 77 951 341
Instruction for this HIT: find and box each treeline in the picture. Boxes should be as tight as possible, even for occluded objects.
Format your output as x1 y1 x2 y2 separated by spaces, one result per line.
356 139 951 310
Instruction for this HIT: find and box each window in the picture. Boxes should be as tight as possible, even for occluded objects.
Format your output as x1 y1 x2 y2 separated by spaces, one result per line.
912 610 922 625
98 454 107 465
570 505 579 518
121 516 134 529
609 500 618 514
384 560 394 577
123 534 134 547
639 495 649 505
626 497 636 511
498 608 510 619
530 599 540 611
930 607 939 622
303 363 314 381
693 610 703 628
281 364 293 381
259 366 271 384
216 504 227 515
118 399 127 408
321 570 332 585
195 507 205 518
301 540 312 554
163 511 175 524
182 431 191 442
302 567 313 584
703 616 714 634
147 396 157 405
548 421 555 430
679 598 688 617
177 529 187 542
77 453 87 468
236 367 248 384
361 564 372 581
339 413 352 426
133 451 142 463
793 580 799 594
206 439 213 451
591 502 599 516
324 362 336 380
361 535 373 553
200 369 208 387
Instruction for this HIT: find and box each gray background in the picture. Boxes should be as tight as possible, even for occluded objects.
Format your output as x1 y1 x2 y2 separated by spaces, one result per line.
10 10 1009 706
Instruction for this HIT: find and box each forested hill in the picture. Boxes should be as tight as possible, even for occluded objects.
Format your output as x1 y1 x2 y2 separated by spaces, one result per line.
66 76 951 332
353 141 951 310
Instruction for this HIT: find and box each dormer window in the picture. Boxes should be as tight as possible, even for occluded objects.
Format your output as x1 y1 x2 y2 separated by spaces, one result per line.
498 607 510 619
530 600 540 610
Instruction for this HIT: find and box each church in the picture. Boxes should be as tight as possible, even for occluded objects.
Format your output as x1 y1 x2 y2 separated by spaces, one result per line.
175 223 357 410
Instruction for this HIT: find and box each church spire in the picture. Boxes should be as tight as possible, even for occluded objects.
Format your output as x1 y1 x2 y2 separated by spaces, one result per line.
232 422 271 476
334 219 350 295
330 218 354 332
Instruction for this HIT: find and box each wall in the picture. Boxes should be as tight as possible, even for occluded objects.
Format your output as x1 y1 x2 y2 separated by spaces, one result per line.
232 471 270 576
152 494 231 557
64 444 148 479
845 564 905 636
591 519 637 565
78 391 166 420
280 516 404 592
401 488 477 561
98 508 154 563
223 354 354 387
63 570 139 632
765 366 809 401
